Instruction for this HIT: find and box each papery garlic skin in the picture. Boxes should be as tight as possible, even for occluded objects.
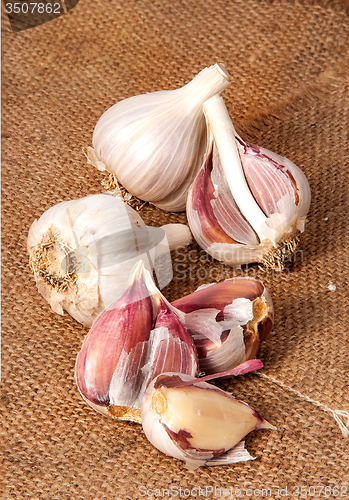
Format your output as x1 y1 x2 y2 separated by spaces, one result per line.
27 194 191 327
88 64 230 212
187 95 311 267
172 278 273 374
75 261 198 422
141 372 275 470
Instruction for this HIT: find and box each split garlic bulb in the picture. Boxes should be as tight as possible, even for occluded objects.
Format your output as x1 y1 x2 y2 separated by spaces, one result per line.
187 95 311 268
87 64 230 212
172 277 273 374
27 194 191 327
75 261 198 423
141 366 275 470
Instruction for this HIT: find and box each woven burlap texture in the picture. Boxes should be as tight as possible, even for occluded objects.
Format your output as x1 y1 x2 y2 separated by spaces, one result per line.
2 0 349 498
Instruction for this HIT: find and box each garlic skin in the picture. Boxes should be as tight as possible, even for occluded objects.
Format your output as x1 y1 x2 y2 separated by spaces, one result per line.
27 194 191 327
172 278 273 374
187 95 311 267
75 261 198 422
88 64 230 212
141 371 275 470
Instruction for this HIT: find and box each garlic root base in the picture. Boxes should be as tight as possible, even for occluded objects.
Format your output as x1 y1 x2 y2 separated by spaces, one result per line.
259 234 300 271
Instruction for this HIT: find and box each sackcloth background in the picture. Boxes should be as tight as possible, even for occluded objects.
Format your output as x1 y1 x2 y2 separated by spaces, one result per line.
2 0 349 498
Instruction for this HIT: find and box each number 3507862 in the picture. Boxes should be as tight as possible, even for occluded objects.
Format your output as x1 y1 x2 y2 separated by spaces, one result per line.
5 3 62 14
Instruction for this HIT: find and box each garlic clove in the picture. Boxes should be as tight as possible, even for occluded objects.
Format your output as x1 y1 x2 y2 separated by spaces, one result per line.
89 64 230 212
172 278 273 374
141 371 275 469
191 325 247 375
172 277 267 312
187 146 259 250
75 260 199 422
144 293 199 383
239 140 310 225
187 95 311 267
27 194 192 327
75 260 154 422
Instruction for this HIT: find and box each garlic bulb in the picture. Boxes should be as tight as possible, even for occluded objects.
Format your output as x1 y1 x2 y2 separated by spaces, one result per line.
141 366 276 470
187 95 311 268
172 277 273 374
87 64 230 212
75 260 198 423
27 194 191 327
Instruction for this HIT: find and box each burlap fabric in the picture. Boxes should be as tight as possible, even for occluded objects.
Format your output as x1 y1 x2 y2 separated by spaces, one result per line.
2 0 349 498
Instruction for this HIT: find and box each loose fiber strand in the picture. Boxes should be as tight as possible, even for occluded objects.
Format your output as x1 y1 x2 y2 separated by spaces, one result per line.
256 373 349 438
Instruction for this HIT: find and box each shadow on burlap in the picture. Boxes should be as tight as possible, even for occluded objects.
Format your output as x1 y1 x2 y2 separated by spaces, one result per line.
2 0 349 498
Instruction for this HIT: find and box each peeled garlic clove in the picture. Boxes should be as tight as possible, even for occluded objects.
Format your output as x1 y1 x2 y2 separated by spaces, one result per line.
88 64 230 212
141 371 275 470
75 260 198 422
27 194 191 327
172 278 273 374
187 95 311 267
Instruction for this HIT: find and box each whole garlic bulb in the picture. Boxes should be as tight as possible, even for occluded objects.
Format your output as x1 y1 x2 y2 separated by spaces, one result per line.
27 194 191 327
141 368 275 470
87 64 230 212
187 95 311 268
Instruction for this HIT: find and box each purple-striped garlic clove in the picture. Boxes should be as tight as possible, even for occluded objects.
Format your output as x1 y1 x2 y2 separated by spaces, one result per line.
75 260 199 423
187 95 311 269
171 277 273 374
144 293 199 384
141 368 276 470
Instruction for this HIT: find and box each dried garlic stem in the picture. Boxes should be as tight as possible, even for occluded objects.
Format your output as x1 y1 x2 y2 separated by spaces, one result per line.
203 96 270 243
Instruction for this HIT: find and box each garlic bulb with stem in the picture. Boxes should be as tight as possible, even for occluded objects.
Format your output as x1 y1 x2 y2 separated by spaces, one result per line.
187 95 311 268
141 360 276 470
75 260 199 423
172 277 273 374
87 64 230 212
27 193 191 327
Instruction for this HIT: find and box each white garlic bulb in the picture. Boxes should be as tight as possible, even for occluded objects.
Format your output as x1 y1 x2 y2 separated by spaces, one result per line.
141 367 276 470
87 64 230 212
27 194 191 327
187 95 311 268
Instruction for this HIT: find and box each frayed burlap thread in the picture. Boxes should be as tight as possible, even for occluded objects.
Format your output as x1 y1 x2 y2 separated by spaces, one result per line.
256 372 349 438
